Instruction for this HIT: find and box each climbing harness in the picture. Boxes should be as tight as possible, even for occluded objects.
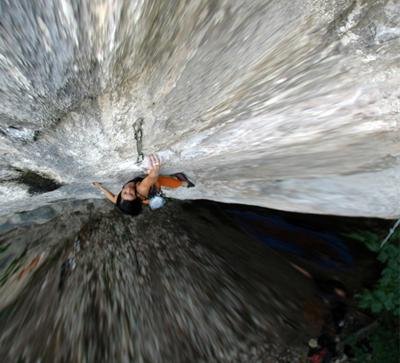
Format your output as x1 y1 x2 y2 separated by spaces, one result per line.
380 218 400 247
133 117 144 165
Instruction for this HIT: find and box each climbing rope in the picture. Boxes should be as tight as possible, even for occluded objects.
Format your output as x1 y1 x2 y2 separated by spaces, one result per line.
133 117 144 165
380 218 400 247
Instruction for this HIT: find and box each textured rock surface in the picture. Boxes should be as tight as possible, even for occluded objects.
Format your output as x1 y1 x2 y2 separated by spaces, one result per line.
0 0 399 218
0 201 321 362
0 198 385 362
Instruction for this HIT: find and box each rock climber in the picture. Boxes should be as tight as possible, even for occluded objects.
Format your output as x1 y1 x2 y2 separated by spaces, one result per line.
92 154 194 216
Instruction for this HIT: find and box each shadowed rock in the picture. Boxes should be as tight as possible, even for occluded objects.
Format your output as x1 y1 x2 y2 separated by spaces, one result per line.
13 169 63 195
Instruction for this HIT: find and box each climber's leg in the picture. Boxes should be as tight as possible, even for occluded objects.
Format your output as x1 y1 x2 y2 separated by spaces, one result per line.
157 176 183 189
168 173 195 188
156 174 195 188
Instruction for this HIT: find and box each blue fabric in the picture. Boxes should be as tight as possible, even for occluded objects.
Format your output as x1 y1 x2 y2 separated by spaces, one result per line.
226 209 353 271
149 195 166 210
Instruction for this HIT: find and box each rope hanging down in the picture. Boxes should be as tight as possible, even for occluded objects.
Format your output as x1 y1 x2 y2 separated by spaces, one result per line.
380 218 400 247
133 117 144 165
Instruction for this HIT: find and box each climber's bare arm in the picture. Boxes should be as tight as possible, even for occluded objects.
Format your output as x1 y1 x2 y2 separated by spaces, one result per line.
92 182 117 204
136 154 161 197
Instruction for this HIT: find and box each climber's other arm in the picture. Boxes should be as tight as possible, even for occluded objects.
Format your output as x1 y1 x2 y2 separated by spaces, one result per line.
92 182 117 204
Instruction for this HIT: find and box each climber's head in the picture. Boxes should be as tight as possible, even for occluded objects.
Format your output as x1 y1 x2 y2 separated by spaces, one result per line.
120 182 136 201
116 182 142 216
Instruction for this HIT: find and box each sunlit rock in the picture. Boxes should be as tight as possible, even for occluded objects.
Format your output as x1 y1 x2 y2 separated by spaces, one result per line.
0 0 399 219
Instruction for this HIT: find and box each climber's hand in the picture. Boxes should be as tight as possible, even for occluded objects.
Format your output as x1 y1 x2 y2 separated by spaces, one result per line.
92 181 102 189
91 182 117 204
147 153 161 177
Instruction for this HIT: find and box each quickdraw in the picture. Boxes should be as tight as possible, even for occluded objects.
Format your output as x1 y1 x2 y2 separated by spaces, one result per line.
133 117 144 165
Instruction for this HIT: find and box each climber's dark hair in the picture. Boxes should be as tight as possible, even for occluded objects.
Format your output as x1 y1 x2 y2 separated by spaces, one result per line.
116 192 142 216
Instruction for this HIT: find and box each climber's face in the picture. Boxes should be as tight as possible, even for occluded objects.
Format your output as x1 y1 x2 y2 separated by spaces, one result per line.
121 182 136 201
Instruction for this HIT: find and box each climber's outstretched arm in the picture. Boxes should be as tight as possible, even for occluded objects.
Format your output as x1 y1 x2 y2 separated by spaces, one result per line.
92 182 117 204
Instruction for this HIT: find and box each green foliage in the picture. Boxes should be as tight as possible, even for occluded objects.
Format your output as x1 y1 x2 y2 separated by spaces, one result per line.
345 226 400 362
346 228 400 316
347 322 400 363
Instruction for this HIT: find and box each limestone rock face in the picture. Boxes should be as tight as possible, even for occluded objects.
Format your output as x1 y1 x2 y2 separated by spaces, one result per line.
0 0 399 218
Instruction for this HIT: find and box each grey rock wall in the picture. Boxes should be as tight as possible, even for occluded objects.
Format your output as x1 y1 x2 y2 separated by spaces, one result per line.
0 0 399 218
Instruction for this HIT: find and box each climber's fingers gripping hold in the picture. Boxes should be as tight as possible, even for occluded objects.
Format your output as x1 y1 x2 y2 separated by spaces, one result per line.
92 181 102 189
147 153 161 176
150 154 161 173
